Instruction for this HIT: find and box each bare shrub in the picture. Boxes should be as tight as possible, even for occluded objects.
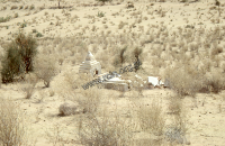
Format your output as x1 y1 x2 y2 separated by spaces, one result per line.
22 73 38 99
0 99 25 146
166 94 190 145
136 100 165 136
164 65 204 96
19 5 23 10
77 88 101 114
211 46 223 56
78 109 132 146
118 21 127 29
10 5 18 10
126 1 134 9
29 5 35 10
59 101 82 116
205 72 225 93
168 94 182 115
33 54 57 87
24 5 28 10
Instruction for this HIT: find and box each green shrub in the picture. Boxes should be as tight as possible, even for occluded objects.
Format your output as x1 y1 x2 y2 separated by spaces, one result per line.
16 33 37 73
0 16 11 23
1 33 37 83
97 11 105 18
29 5 35 10
20 20 27 28
1 44 24 83
36 32 43 37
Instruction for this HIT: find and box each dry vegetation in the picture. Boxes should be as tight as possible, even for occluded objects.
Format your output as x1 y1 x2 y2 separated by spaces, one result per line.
0 0 225 145
0 99 26 146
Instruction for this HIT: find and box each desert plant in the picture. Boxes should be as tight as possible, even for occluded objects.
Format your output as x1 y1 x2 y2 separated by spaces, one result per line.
78 106 132 146
0 99 25 146
137 100 165 136
36 32 43 37
0 73 1 88
22 73 38 99
29 4 35 10
33 54 57 87
1 32 37 83
24 5 28 10
10 5 18 10
1 6 7 10
164 65 204 96
32 29 37 33
79 116 132 146
166 94 189 145
0 16 11 23
1 43 24 83
133 47 143 72
14 13 19 18
113 46 127 68
205 72 225 93
168 94 182 115
126 1 134 9
76 88 101 114
118 21 127 29
19 5 23 9
97 11 105 18
20 20 27 28
215 0 220 6
96 0 111 3
16 32 37 73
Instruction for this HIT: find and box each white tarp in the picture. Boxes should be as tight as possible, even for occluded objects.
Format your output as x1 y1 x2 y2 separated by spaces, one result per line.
148 76 164 86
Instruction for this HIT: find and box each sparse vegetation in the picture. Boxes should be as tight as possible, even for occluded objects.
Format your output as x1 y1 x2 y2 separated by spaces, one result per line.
10 5 18 10
14 13 19 18
33 54 57 87
0 99 26 146
36 32 43 37
0 16 11 23
97 11 105 18
20 20 27 28
0 0 224 145
29 4 35 10
137 100 165 136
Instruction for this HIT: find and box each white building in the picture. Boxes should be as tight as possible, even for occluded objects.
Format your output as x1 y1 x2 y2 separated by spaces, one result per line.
79 51 101 76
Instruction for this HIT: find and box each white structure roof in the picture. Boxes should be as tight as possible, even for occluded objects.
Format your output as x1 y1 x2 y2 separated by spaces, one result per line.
79 51 101 75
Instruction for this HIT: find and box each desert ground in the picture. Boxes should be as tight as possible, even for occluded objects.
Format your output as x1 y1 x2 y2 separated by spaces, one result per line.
0 0 225 145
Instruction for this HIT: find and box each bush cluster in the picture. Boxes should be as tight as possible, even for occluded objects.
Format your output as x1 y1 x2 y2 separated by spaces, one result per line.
1 33 37 83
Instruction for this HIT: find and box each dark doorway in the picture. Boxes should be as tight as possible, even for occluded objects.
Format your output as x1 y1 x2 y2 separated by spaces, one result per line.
96 70 98 75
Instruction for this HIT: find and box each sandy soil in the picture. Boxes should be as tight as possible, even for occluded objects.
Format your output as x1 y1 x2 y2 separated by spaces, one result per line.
0 0 225 145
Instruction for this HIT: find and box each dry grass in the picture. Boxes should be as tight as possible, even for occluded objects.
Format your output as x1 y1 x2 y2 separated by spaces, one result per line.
10 5 18 10
21 73 38 99
33 54 58 87
0 99 26 146
78 113 133 146
136 100 165 136
163 65 204 96
78 94 133 146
